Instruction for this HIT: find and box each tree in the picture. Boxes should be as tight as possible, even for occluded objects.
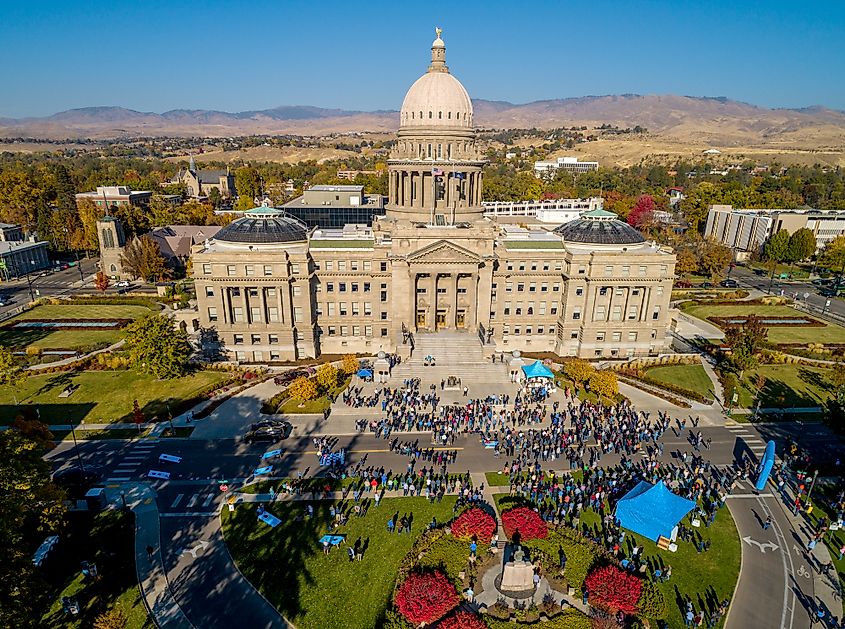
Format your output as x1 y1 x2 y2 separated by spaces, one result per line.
235 166 262 210
699 238 732 282
787 228 816 264
626 194 655 229
119 236 168 282
0 429 66 628
94 271 110 293
288 376 318 403
0 346 26 403
588 370 618 404
76 198 103 253
93 608 128 629
316 362 338 390
830 362 845 402
674 248 698 277
819 235 845 280
123 314 191 379
763 229 790 264
724 315 768 377
563 359 594 386
341 354 359 375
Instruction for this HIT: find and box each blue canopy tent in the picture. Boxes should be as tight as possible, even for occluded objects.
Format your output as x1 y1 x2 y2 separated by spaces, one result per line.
614 481 696 543
356 368 373 379
521 361 554 380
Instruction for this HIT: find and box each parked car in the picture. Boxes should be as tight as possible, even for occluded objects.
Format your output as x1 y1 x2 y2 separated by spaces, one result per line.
812 278 832 286
674 280 692 288
720 279 739 288
115 280 130 287
754 268 767 276
243 424 292 443
52 465 103 496
700 282 714 288
250 419 291 432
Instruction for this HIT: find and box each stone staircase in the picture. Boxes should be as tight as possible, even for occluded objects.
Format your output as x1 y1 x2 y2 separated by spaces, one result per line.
391 331 509 382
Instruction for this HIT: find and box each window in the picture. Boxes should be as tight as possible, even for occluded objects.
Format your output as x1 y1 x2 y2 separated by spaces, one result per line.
531 263 537 271
529 283 536 292
339 282 347 293
639 265 647 277
652 306 661 320
615 288 624 297
612 331 622 342
365 325 372 337
525 326 532 335
353 325 361 336
248 288 258 298
621 265 630 277
381 328 388 337
573 307 581 320
504 302 511 316
517 283 524 292
268 307 279 322
628 306 638 320
364 302 372 315
233 334 244 345
515 302 523 315
328 303 336 316
231 287 240 297
541 283 548 292
550 305 558 315
380 311 388 320
595 349 602 357
552 283 560 292
326 283 334 293
611 305 622 321
207 307 218 322
294 307 303 323
660 264 668 274
578 266 586 274
363 261 371 271
599 287 608 296
267 287 276 299
380 262 387 272
293 285 302 297
202 264 212 275
363 282 371 292
351 261 359 271
437 287 447 294
325 261 333 271
595 305 606 320
416 287 427 294
513 327 520 335
251 334 261 345
235 351 246 362
351 283 359 292
651 329 657 339
269 334 279 344
270 351 280 361
245 265 255 277
352 303 360 316
226 265 236 277
490 310 496 320
380 290 388 302
339 302 348 316
341 326 349 336
205 286 214 297
537 326 544 334
575 287 583 296
656 286 664 296
570 331 578 339
596 332 605 341
628 331 638 342
263 265 273 276
338 261 347 271
506 282 513 292
328 326 336 336
506 263 513 271
233 307 244 322
539 302 546 315
250 307 261 322
605 265 613 275
457 287 467 294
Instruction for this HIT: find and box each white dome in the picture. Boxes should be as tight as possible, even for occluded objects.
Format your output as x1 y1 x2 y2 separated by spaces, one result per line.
400 72 473 128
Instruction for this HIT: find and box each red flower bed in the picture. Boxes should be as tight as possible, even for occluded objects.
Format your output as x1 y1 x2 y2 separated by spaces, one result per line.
501 506 548 540
395 570 459 624
584 565 643 615
438 611 488 629
451 507 497 542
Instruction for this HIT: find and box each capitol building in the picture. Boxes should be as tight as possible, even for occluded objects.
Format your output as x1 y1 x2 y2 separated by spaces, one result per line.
191 30 676 363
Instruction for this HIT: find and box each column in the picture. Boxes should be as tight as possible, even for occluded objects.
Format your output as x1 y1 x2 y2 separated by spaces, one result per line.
222 286 231 324
640 287 651 322
429 273 437 329
467 273 479 329
260 287 268 324
242 286 250 324
453 274 459 328
476 263 493 334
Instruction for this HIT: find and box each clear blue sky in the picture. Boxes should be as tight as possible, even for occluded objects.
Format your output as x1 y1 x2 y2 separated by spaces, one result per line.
2 0 844 117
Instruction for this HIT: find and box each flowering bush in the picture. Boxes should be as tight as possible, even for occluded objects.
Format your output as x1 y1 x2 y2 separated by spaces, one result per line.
584 565 643 615
438 611 488 629
451 507 497 542
395 570 459 624
501 507 548 540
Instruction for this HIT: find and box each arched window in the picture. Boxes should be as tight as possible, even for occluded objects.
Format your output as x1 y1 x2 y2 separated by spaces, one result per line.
420 111 423 119
448 112 451 120
427 144 432 158
428 111 432 119
437 143 442 158
438 111 442 119
110 264 117 272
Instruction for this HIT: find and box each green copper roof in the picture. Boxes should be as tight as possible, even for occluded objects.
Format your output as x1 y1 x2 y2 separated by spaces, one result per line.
309 239 374 249
501 240 564 250
244 207 285 217
582 208 618 218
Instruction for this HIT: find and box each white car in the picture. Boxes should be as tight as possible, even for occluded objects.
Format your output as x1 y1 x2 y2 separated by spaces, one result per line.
116 280 130 287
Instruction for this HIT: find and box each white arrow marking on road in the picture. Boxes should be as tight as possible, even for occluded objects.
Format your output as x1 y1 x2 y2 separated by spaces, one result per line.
793 544 803 555
742 536 779 553
179 540 211 559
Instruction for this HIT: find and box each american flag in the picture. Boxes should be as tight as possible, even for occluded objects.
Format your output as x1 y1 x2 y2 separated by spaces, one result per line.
431 168 444 176
454 172 465 180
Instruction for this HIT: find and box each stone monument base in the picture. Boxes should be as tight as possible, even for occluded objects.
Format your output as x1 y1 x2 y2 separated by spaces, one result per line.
499 561 534 592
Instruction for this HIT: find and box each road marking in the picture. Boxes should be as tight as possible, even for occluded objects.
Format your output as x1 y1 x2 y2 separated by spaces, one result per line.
727 493 774 498
105 476 130 481
116 463 138 468
170 494 184 508
179 540 211 559
797 565 810 579
160 512 218 518
202 494 214 507
742 536 779 553
125 455 147 460
186 494 199 508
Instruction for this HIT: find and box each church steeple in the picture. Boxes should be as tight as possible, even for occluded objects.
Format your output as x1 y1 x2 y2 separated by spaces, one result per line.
429 26 448 73
189 154 197 173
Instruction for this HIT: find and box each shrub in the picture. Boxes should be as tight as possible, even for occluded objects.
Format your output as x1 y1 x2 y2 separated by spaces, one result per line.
451 507 496 543
637 580 668 620
501 507 548 540
395 570 459 625
584 565 643 615
439 611 488 629
416 535 469 585
523 526 600 590
382 609 414 629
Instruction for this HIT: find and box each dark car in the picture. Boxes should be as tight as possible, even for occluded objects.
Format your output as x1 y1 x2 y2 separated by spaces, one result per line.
243 423 292 444
675 280 692 288
251 419 289 431
700 282 714 288
720 279 739 288
52 465 103 496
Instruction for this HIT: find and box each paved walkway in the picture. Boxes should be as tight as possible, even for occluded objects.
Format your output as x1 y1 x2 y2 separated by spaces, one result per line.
27 339 125 371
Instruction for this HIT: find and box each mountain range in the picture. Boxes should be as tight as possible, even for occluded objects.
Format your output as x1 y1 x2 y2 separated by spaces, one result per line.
1 95 844 152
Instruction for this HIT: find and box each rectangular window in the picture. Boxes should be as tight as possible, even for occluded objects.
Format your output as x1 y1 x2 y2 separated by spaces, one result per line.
328 303 336 316
245 265 255 277
341 326 349 336
351 283 359 292
380 311 388 320
232 307 244 322
326 283 334 292
328 326 336 336
416 287 427 294
612 331 622 342
504 302 511 316
517 283 524 292
595 305 606 320
611 305 622 321
350 261 358 271
457 287 467 294
248 288 258 298
628 306 638 320
235 351 246 362
380 262 387 272
207 307 218 322
529 283 536 292
656 286 664 296
339 282 347 292
515 302 523 316
202 264 212 275
550 305 558 315
226 265 236 277
251 334 261 345
596 332 605 341
363 282 371 292
352 325 361 336
578 266 586 274
621 265 630 277
338 261 347 271
233 334 244 345
570 331 578 339
552 283 560 292
575 287 583 296
291 285 301 297
364 325 372 337
506 282 513 292
380 290 388 302
325 261 333 271
537 326 544 334
363 261 371 271
290 263 300 274
513 327 520 335
263 265 273 276
250 307 261 322
381 328 388 337
268 307 279 322
628 331 638 342
539 302 546 315
294 307 303 323
270 351 280 361
364 302 372 315
540 283 548 292
339 302 348 316
573 307 581 320
352 303 360 316
525 327 532 335
660 264 668 274
652 306 661 320
269 334 279 344
205 286 214 297
605 265 613 275
638 265 647 277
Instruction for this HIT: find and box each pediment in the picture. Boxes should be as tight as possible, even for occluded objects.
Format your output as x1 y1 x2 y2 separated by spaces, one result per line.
407 240 480 265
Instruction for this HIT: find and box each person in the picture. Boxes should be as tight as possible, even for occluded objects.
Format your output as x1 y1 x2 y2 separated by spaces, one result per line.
763 516 771 530
323 540 330 555
685 609 695 627
532 571 540 590
146 545 154 560
582 586 588 606
387 518 395 533
470 540 477 557
347 547 355 562
839 543 845 560
465 586 474 602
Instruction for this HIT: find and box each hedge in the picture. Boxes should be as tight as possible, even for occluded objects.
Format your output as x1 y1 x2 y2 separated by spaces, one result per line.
637 580 668 620
615 374 692 409
415 535 470 586
46 295 162 310
522 526 601 592
618 368 714 404
483 608 591 629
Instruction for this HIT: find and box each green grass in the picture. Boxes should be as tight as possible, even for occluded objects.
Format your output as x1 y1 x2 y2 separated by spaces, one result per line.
276 376 351 414
40 510 151 629
0 369 229 426
222 496 458 629
0 303 152 351
680 302 845 345
309 239 374 249
645 364 715 398
733 364 834 409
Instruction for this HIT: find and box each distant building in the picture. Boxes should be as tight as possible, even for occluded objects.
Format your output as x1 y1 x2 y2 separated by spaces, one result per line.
75 186 152 210
171 157 235 198
336 169 380 181
667 187 685 206
0 223 23 242
0 238 50 280
282 184 385 228
704 205 845 258
533 156 599 177
97 216 128 279
482 197 603 223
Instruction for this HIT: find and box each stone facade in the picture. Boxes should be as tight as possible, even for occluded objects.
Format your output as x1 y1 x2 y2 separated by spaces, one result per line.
190 30 676 363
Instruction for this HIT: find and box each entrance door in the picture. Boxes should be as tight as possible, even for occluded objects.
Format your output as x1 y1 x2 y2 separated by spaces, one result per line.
435 311 447 330
456 310 466 328
416 310 426 328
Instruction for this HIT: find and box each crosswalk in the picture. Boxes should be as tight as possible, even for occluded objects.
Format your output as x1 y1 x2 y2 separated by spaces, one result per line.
725 423 769 458
165 490 219 515
105 439 157 482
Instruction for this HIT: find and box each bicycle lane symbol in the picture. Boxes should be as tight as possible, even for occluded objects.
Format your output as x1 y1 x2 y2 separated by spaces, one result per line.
797 565 811 579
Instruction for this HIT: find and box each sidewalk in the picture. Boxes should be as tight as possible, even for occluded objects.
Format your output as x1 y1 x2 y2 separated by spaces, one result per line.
27 339 125 371
107 484 194 629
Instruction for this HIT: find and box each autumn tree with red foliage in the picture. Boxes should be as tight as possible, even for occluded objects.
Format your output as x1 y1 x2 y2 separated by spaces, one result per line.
584 565 644 615
395 570 459 625
626 194 655 229
438 611 489 629
451 507 496 542
94 271 110 293
501 507 548 540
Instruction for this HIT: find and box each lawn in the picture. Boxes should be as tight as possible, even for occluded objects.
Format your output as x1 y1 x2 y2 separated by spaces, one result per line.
0 369 230 426
222 496 458 629
40 510 150 629
679 302 845 345
274 375 351 414
0 303 153 351
733 364 834 409
645 364 715 398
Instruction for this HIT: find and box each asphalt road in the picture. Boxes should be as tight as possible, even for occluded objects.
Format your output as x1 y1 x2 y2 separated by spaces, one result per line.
0 259 93 316
729 266 845 322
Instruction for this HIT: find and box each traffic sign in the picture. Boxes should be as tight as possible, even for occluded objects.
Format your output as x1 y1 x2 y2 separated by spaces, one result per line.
159 454 182 464
219 484 229 492
147 470 170 479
